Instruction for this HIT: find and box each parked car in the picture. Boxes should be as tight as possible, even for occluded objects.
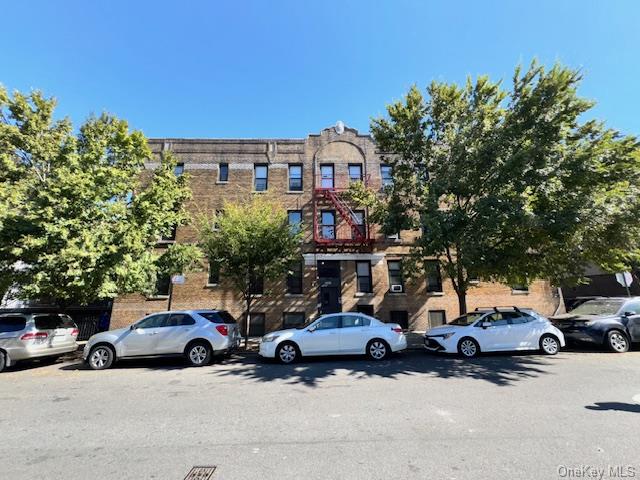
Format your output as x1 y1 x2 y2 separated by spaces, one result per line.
83 310 241 370
259 312 407 364
551 297 640 353
424 307 565 358
0 312 79 372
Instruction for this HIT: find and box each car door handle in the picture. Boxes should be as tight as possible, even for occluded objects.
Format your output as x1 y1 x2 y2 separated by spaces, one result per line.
148 332 158 336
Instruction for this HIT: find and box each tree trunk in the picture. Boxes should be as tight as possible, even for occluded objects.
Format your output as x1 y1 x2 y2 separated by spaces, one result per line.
244 295 252 349
457 289 467 315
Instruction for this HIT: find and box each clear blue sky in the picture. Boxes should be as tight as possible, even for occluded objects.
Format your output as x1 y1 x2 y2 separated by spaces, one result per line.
2 0 639 139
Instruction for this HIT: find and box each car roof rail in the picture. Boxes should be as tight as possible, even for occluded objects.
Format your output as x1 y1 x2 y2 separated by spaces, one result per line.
474 306 527 313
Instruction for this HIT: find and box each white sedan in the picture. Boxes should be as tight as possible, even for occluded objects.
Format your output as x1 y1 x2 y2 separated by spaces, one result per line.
424 308 565 358
259 313 407 364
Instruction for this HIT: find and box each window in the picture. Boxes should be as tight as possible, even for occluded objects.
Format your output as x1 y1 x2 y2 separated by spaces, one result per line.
482 312 511 326
341 314 371 328
208 262 220 285
356 304 374 316
287 260 303 294
348 164 363 183
161 225 177 242
509 312 535 324
623 300 640 315
288 210 302 235
380 164 393 187
283 312 305 329
315 316 340 330
165 313 196 327
390 310 409 330
245 313 265 337
352 210 366 239
250 274 264 295
387 232 400 241
511 283 529 292
174 163 185 176
428 310 446 327
219 163 229 182
321 210 336 239
154 274 171 296
387 260 404 292
35 314 73 330
356 261 372 293
0 315 26 333
199 311 237 324
135 314 169 329
254 164 268 191
288 164 303 191
320 164 334 189
426 261 443 293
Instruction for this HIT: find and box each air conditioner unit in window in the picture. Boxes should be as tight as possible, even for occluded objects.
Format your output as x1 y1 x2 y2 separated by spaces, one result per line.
390 284 403 293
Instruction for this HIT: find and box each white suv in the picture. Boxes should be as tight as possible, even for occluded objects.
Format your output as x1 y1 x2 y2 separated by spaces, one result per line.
424 307 565 358
83 310 241 369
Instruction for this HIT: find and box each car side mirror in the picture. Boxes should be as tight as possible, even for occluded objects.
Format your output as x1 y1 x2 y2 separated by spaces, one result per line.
623 311 634 317
130 324 136 330
307 324 317 332
481 321 491 329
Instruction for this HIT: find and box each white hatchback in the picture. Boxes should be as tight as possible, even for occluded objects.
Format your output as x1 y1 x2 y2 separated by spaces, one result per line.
259 313 407 364
424 308 565 358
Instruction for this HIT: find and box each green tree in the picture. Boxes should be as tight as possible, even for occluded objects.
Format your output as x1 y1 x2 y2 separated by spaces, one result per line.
353 61 640 314
198 196 302 345
0 87 195 306
154 243 203 310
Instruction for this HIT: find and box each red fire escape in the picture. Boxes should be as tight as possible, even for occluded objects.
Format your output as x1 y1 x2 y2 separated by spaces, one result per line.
313 173 374 248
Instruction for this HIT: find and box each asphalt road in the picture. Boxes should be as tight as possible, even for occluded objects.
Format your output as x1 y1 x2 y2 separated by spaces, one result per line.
1 348 640 480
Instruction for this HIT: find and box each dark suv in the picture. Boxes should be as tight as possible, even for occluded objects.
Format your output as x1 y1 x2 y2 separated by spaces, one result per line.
551 297 640 352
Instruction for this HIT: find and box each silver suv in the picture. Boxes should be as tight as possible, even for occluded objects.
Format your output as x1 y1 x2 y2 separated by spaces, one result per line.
83 310 241 370
0 313 79 372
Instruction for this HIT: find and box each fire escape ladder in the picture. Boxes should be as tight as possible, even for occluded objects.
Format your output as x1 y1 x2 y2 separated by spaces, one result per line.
324 189 366 241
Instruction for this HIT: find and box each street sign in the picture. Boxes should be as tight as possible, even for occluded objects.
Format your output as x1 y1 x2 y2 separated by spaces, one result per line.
615 272 633 288
171 274 185 285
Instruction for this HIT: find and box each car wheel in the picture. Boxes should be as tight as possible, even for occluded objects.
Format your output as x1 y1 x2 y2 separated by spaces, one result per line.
88 345 115 370
0 351 6 373
276 342 299 364
458 337 480 358
540 334 560 355
186 342 212 367
606 330 629 353
367 339 389 361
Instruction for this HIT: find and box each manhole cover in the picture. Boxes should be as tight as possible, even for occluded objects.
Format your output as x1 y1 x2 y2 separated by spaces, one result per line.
184 466 217 480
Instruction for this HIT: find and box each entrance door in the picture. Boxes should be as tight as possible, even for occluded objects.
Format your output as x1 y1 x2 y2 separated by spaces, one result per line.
320 287 341 314
318 260 341 315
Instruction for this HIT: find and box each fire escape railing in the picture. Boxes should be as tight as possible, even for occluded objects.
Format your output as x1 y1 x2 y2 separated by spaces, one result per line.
313 174 373 246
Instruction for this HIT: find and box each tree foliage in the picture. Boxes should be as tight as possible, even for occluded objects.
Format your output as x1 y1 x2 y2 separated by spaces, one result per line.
0 87 194 305
198 196 302 342
355 61 640 314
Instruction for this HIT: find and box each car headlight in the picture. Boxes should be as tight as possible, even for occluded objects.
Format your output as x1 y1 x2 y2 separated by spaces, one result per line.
261 334 279 343
442 332 456 339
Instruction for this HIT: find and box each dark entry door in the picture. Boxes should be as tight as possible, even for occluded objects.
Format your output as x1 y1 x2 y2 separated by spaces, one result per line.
318 260 341 315
320 286 341 314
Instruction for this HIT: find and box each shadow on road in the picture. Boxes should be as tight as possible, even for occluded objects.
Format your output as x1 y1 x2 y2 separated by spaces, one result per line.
210 351 556 387
585 402 640 413
59 355 230 372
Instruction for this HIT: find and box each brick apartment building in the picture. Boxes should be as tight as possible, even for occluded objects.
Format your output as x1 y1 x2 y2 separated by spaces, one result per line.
110 124 560 333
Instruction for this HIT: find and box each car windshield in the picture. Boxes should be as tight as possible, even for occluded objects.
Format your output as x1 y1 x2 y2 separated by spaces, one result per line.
448 313 484 326
569 299 624 316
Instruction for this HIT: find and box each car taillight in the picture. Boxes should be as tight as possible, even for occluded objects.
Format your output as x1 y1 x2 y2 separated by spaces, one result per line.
391 327 403 333
20 332 49 340
215 325 229 336
70 328 79 337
